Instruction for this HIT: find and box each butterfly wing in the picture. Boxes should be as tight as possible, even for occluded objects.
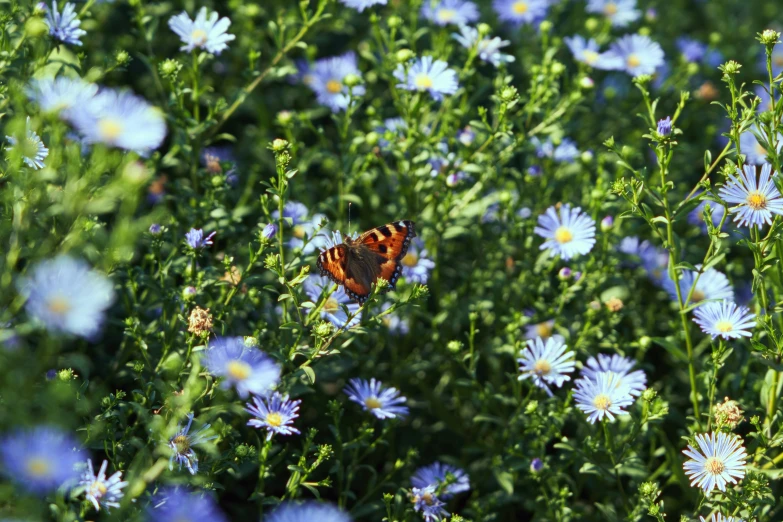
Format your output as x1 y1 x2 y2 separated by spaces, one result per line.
316 244 373 302
358 220 417 290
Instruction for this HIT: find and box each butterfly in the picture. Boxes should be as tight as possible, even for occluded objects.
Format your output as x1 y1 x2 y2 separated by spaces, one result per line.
317 220 417 303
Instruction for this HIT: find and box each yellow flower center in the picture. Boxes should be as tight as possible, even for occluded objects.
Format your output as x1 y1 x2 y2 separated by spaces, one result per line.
26 457 51 478
583 50 599 64
536 322 553 338
746 191 767 210
756 142 768 156
172 434 190 453
364 396 382 409
512 1 528 14
436 8 456 22
22 137 41 159
324 297 339 313
554 226 573 244
715 320 734 333
692 289 706 302
226 360 251 381
89 480 108 497
533 359 551 376
626 54 641 68
191 28 208 46
422 492 434 504
266 412 283 427
98 118 123 142
402 252 418 267
604 2 618 15
205 154 222 174
704 457 725 475
414 73 434 90
593 393 611 410
47 295 72 316
326 79 343 94
292 225 306 239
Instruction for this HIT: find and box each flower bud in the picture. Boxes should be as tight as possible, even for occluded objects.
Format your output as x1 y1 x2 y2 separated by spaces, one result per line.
395 49 414 63
600 216 614 231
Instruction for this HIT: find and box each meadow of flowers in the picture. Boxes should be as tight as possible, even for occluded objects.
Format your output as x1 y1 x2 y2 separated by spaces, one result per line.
2 0 783 520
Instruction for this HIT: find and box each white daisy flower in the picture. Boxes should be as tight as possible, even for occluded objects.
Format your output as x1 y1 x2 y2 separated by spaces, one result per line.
168 7 236 55
573 371 635 423
718 163 783 228
534 204 597 260
693 300 756 340
394 56 459 101
518 336 576 396
683 432 747 494
581 354 647 396
6 117 48 170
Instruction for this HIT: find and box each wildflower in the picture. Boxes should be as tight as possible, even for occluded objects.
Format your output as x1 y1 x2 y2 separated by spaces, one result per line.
168 7 235 55
266 502 351 522
308 53 366 112
27 77 97 116
530 458 544 472
146 487 228 522
421 0 478 26
457 126 476 146
688 198 727 233
201 146 233 174
168 413 217 475
586 0 640 27
600 216 614 231
714 397 744 430
187 306 213 335
46 1 86 45
606 34 665 76
380 302 410 334
203 337 281 398
518 336 576 396
574 371 635 423
531 137 579 162
564 36 623 69
582 354 647 396
400 238 436 284
605 297 624 312
6 117 48 170
394 56 459 101
719 163 783 227
262 223 278 240
79 459 127 512
69 88 167 153
245 392 302 441
676 37 707 63
534 204 597 260
18 256 114 339
0 426 85 493
524 319 559 340
682 432 747 494
185 228 216 249
411 462 470 497
558 267 572 280
657 116 672 136
344 378 409 419
411 485 449 521
304 274 361 328
272 201 326 253
452 25 514 67
663 266 734 304
492 0 549 25
693 300 756 340
738 129 783 165
699 515 744 522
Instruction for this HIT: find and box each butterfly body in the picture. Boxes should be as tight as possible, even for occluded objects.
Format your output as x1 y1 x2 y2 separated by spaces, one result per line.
317 220 417 303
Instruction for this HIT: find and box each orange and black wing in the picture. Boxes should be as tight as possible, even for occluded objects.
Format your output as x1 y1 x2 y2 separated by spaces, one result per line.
358 220 417 290
317 244 373 302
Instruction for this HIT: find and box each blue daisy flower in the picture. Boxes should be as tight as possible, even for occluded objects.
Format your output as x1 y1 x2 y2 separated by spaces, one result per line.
45 1 86 46
700 515 744 522
168 412 217 475
0 426 86 494
203 337 281 398
676 37 707 63
518 336 575 396
69 88 167 153
411 485 449 521
693 300 756 340
18 255 114 339
246 392 302 441
531 137 579 163
421 0 479 26
185 228 216 249
564 36 623 70
27 77 97 116
738 128 782 165
394 56 459 101
338 0 386 11
606 34 665 76
586 0 640 28
401 238 435 284
452 25 515 67
265 502 351 522
683 432 747 494
308 53 366 112
344 378 409 419
304 274 361 328
719 163 783 227
272 202 327 253
492 0 549 25
78 459 128 512
411 462 470 498
146 487 228 522
581 354 646 396
534 204 596 260
168 7 235 55
574 371 635 424
5 117 48 170
663 266 734 304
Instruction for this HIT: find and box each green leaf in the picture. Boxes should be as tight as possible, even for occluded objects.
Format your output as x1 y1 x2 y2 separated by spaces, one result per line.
302 366 316 384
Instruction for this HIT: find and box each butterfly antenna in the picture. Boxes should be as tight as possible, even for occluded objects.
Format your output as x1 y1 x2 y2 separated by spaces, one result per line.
348 202 352 236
